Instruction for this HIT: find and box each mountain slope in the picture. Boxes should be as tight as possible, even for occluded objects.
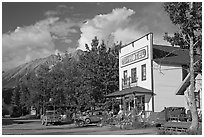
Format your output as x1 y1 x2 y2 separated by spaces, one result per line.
2 49 84 89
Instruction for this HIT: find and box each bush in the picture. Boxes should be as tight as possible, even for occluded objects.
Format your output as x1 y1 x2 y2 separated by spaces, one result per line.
11 106 22 117
2 107 10 117
182 130 202 135
2 103 12 117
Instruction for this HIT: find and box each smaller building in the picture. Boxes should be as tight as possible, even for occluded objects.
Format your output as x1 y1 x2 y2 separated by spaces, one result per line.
176 72 202 114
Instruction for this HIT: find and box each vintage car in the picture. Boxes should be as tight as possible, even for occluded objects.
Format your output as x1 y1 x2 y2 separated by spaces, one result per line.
74 110 104 126
41 110 62 126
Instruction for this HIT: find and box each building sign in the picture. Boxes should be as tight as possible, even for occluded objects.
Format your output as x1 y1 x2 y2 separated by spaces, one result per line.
121 46 148 67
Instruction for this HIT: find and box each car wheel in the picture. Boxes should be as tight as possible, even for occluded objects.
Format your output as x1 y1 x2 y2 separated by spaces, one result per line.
79 120 84 127
85 118 91 124
41 119 45 125
45 117 48 126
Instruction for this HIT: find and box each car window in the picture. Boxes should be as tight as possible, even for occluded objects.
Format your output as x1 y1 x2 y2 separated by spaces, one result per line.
46 112 54 115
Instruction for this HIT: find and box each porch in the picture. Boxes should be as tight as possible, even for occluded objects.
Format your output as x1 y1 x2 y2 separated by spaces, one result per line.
106 86 155 116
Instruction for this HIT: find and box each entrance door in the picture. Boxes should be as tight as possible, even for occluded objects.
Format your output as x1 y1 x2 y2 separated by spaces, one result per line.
135 95 145 114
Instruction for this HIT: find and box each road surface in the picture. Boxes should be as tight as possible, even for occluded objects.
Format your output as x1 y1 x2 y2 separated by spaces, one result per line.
2 119 158 135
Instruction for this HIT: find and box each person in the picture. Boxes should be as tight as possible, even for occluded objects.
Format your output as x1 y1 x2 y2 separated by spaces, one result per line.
117 108 124 121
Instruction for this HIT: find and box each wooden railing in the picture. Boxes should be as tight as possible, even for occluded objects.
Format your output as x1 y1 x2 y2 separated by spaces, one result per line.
122 77 138 89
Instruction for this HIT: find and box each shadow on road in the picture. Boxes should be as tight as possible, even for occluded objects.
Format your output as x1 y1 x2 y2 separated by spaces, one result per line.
2 118 40 125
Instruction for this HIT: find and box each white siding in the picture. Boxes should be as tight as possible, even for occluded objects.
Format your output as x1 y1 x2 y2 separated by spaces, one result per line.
119 33 153 111
153 61 187 112
119 34 153 91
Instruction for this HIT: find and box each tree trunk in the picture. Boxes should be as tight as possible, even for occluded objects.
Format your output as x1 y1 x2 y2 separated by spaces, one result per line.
188 37 199 131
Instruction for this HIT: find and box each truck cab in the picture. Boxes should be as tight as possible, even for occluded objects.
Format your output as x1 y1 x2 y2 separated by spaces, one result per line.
41 110 62 126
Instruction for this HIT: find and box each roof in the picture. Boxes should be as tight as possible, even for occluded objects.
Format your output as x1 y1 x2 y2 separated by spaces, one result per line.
175 59 201 95
106 86 153 98
175 73 201 95
153 44 201 65
175 73 191 95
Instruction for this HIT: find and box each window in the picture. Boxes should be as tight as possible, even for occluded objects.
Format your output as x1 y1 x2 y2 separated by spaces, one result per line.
123 70 128 85
141 64 146 81
131 67 137 83
194 91 200 108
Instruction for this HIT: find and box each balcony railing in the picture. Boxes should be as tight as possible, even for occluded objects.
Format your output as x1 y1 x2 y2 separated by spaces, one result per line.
122 77 138 89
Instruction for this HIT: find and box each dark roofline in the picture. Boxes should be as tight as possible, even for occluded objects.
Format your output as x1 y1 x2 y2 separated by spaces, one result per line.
175 60 201 95
106 86 154 98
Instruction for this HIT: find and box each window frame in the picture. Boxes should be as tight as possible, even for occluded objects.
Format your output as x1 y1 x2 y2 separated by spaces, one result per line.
131 67 137 83
123 70 128 85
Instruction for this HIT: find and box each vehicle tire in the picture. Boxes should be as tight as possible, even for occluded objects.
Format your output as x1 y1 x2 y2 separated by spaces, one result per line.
79 120 84 127
45 117 48 126
85 118 91 124
41 119 45 125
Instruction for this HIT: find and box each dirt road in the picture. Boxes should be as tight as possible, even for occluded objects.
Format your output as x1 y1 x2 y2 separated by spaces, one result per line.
2 119 158 135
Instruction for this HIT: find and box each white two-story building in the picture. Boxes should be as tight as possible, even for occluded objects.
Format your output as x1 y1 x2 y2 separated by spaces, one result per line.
107 33 199 113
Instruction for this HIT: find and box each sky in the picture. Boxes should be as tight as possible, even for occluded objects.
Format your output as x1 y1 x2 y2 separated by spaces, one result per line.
2 2 178 71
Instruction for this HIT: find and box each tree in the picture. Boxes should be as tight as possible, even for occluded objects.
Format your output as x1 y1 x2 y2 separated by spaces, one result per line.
79 37 120 110
11 85 22 117
163 2 202 131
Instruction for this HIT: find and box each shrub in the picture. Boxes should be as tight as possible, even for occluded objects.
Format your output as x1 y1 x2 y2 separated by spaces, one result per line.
2 107 10 117
11 105 22 117
157 129 202 135
182 130 202 135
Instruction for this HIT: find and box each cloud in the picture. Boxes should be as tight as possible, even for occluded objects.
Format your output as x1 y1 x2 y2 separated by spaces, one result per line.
2 17 79 71
50 18 78 37
77 6 178 51
44 10 59 17
44 4 74 17
78 7 141 50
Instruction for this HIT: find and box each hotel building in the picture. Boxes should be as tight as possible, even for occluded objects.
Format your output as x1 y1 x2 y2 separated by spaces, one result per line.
107 33 198 113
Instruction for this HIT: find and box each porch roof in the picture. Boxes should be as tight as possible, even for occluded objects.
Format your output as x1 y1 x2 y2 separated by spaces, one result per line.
175 73 200 95
175 73 190 95
106 86 153 98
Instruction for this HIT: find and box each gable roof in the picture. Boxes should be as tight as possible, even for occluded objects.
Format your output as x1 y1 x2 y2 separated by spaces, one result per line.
175 73 202 95
175 59 202 95
176 73 191 95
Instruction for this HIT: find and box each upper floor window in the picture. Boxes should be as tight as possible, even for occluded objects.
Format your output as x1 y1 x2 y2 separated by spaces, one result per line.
131 67 137 83
123 70 128 85
141 64 146 81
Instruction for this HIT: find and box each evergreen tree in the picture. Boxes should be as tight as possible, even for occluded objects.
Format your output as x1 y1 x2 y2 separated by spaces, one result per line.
78 37 120 109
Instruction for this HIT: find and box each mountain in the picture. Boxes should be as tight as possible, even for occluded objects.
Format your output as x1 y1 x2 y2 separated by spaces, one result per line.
2 49 84 89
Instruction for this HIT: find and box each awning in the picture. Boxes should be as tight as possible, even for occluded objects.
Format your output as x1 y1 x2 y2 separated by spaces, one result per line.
106 86 154 98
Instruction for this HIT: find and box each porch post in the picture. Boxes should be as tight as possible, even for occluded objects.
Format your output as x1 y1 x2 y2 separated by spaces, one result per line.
129 101 131 111
119 97 122 110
